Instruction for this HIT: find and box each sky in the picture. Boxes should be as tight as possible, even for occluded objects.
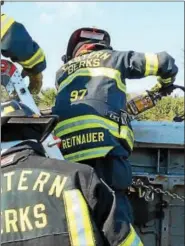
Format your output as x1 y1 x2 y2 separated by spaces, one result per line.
2 1 184 94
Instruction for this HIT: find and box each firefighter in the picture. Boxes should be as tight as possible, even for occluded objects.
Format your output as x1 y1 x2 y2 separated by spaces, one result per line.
52 27 178 223
1 0 46 94
1 100 143 246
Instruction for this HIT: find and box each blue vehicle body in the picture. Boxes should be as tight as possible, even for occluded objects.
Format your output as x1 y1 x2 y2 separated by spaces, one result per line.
130 121 184 246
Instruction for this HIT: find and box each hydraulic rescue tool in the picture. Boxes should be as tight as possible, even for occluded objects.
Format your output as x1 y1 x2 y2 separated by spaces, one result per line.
1 59 64 160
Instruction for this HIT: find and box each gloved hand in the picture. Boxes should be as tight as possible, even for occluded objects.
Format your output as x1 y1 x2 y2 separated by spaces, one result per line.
149 81 163 94
21 70 43 94
149 75 176 95
157 75 176 86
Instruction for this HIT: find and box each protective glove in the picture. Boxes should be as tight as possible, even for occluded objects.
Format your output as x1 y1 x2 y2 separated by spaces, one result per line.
149 81 163 94
149 76 176 95
21 70 43 94
157 76 176 86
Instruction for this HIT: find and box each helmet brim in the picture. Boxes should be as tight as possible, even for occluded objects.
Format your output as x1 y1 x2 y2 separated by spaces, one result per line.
1 115 59 143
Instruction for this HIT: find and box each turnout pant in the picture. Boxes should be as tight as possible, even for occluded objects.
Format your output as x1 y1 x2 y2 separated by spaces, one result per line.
80 155 134 223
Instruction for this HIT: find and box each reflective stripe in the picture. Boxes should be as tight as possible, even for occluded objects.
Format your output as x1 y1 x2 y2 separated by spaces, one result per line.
19 48 45 69
63 189 95 246
120 126 134 150
144 53 159 76
64 146 113 162
55 115 119 135
1 14 15 39
118 224 143 246
54 115 134 150
157 76 172 84
58 67 126 93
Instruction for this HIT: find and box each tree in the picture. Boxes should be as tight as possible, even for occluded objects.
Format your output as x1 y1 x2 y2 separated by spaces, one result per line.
137 96 184 121
38 88 57 109
1 85 10 102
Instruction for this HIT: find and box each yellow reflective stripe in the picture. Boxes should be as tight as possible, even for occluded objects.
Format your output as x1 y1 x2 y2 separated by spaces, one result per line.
118 224 143 246
55 115 117 132
64 146 113 162
55 115 134 150
55 116 118 137
58 67 126 93
1 14 15 39
19 48 45 68
120 126 134 150
63 189 95 246
58 122 117 137
144 53 159 76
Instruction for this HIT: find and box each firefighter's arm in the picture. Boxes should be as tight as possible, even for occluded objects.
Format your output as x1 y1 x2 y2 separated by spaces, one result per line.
122 51 178 87
88 173 143 246
1 19 46 93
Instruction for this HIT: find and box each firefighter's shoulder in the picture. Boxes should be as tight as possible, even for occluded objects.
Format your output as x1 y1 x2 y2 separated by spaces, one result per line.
44 157 95 185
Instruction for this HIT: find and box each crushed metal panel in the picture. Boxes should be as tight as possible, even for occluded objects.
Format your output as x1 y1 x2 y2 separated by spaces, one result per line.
130 120 184 246
131 121 184 147
169 186 184 246
130 148 184 175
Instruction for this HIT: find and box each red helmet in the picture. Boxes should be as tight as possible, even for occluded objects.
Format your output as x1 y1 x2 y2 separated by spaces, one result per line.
62 27 112 63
